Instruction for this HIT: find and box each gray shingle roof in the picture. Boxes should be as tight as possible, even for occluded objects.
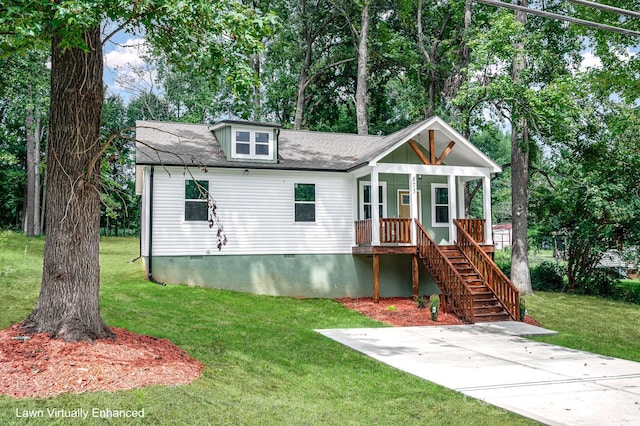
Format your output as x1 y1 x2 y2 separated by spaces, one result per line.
136 120 386 171
135 117 502 173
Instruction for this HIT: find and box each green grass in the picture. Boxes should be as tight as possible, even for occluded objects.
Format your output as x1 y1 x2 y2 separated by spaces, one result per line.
524 292 640 362
0 232 534 425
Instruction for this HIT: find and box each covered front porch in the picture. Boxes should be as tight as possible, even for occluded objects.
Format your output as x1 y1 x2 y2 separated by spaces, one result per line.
344 117 517 321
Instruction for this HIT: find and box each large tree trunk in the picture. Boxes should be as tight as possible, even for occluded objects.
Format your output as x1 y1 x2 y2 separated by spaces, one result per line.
355 1 369 135
510 0 533 295
22 26 113 341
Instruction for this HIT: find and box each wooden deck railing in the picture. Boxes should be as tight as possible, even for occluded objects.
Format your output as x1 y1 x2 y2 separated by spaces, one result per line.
380 218 412 244
355 218 413 245
355 219 372 245
454 219 520 321
456 218 486 243
416 220 475 323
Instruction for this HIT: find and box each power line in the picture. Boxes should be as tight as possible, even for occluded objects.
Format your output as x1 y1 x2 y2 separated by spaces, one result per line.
567 0 640 19
475 0 640 38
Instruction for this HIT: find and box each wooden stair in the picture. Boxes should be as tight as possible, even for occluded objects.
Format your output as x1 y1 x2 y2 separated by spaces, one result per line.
437 247 511 323
415 220 519 324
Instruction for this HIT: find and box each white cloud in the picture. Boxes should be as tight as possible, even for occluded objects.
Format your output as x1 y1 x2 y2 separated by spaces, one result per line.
615 47 637 63
104 37 147 69
103 37 157 102
579 51 602 72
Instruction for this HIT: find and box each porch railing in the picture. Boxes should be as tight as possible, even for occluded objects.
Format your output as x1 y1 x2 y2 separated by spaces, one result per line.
455 218 486 243
416 220 475 323
454 219 520 321
355 219 372 245
354 218 413 245
380 218 412 244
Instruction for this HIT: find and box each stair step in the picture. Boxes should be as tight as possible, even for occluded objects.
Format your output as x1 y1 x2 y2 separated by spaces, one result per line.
419 244 515 324
475 305 504 314
474 311 511 321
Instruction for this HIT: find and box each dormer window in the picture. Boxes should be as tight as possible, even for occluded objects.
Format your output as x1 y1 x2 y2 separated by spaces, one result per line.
211 120 279 163
233 129 272 159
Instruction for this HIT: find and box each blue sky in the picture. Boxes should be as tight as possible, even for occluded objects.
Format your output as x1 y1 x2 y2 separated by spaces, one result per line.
103 29 151 103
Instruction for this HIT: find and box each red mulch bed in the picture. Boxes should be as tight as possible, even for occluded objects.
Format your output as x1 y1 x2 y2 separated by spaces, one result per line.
0 324 202 399
337 297 542 327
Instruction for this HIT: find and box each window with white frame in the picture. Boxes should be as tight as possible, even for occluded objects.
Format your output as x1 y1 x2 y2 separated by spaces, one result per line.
431 183 449 227
294 183 315 222
359 182 387 220
233 129 272 159
185 180 209 222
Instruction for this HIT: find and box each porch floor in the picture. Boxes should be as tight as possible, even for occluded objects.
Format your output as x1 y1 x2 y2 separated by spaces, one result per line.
352 245 417 255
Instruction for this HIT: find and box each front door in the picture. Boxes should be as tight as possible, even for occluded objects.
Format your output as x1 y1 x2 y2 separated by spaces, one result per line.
398 190 421 220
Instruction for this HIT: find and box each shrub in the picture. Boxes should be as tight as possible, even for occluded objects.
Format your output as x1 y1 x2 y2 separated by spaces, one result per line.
531 261 566 292
494 251 511 277
612 281 640 304
577 267 621 297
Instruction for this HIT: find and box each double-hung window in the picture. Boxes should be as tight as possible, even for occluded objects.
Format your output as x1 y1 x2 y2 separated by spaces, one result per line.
294 183 315 222
185 180 209 222
233 129 271 159
431 184 449 227
359 182 387 220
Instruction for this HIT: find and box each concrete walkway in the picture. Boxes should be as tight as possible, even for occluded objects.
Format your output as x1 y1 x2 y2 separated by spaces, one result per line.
317 322 640 425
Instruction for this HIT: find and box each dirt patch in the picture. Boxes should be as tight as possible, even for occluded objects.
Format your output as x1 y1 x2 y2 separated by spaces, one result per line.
0 324 202 399
337 297 542 327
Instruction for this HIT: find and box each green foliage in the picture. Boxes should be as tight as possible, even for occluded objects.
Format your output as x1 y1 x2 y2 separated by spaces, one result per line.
0 48 49 230
531 261 566 292
494 249 512 277
531 102 640 294
100 94 139 236
613 280 640 305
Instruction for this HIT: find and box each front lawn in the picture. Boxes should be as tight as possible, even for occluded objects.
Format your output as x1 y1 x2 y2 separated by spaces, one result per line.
524 292 640 362
0 233 534 425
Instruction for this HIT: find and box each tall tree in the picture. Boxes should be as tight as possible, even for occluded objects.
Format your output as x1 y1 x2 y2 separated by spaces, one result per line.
453 1 583 295
0 48 49 233
1 1 276 341
510 0 531 294
354 0 370 134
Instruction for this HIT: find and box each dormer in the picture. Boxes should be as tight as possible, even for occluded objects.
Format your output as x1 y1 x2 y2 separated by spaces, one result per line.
211 120 280 163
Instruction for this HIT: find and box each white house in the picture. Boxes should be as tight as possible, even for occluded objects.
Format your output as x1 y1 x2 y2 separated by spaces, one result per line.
136 117 520 323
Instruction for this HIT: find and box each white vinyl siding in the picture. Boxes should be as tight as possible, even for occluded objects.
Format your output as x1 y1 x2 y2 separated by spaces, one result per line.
147 167 355 256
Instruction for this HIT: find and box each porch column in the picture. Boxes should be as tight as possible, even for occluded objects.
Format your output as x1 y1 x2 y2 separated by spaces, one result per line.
448 174 458 244
483 175 494 245
371 168 380 245
457 177 468 218
410 172 418 245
